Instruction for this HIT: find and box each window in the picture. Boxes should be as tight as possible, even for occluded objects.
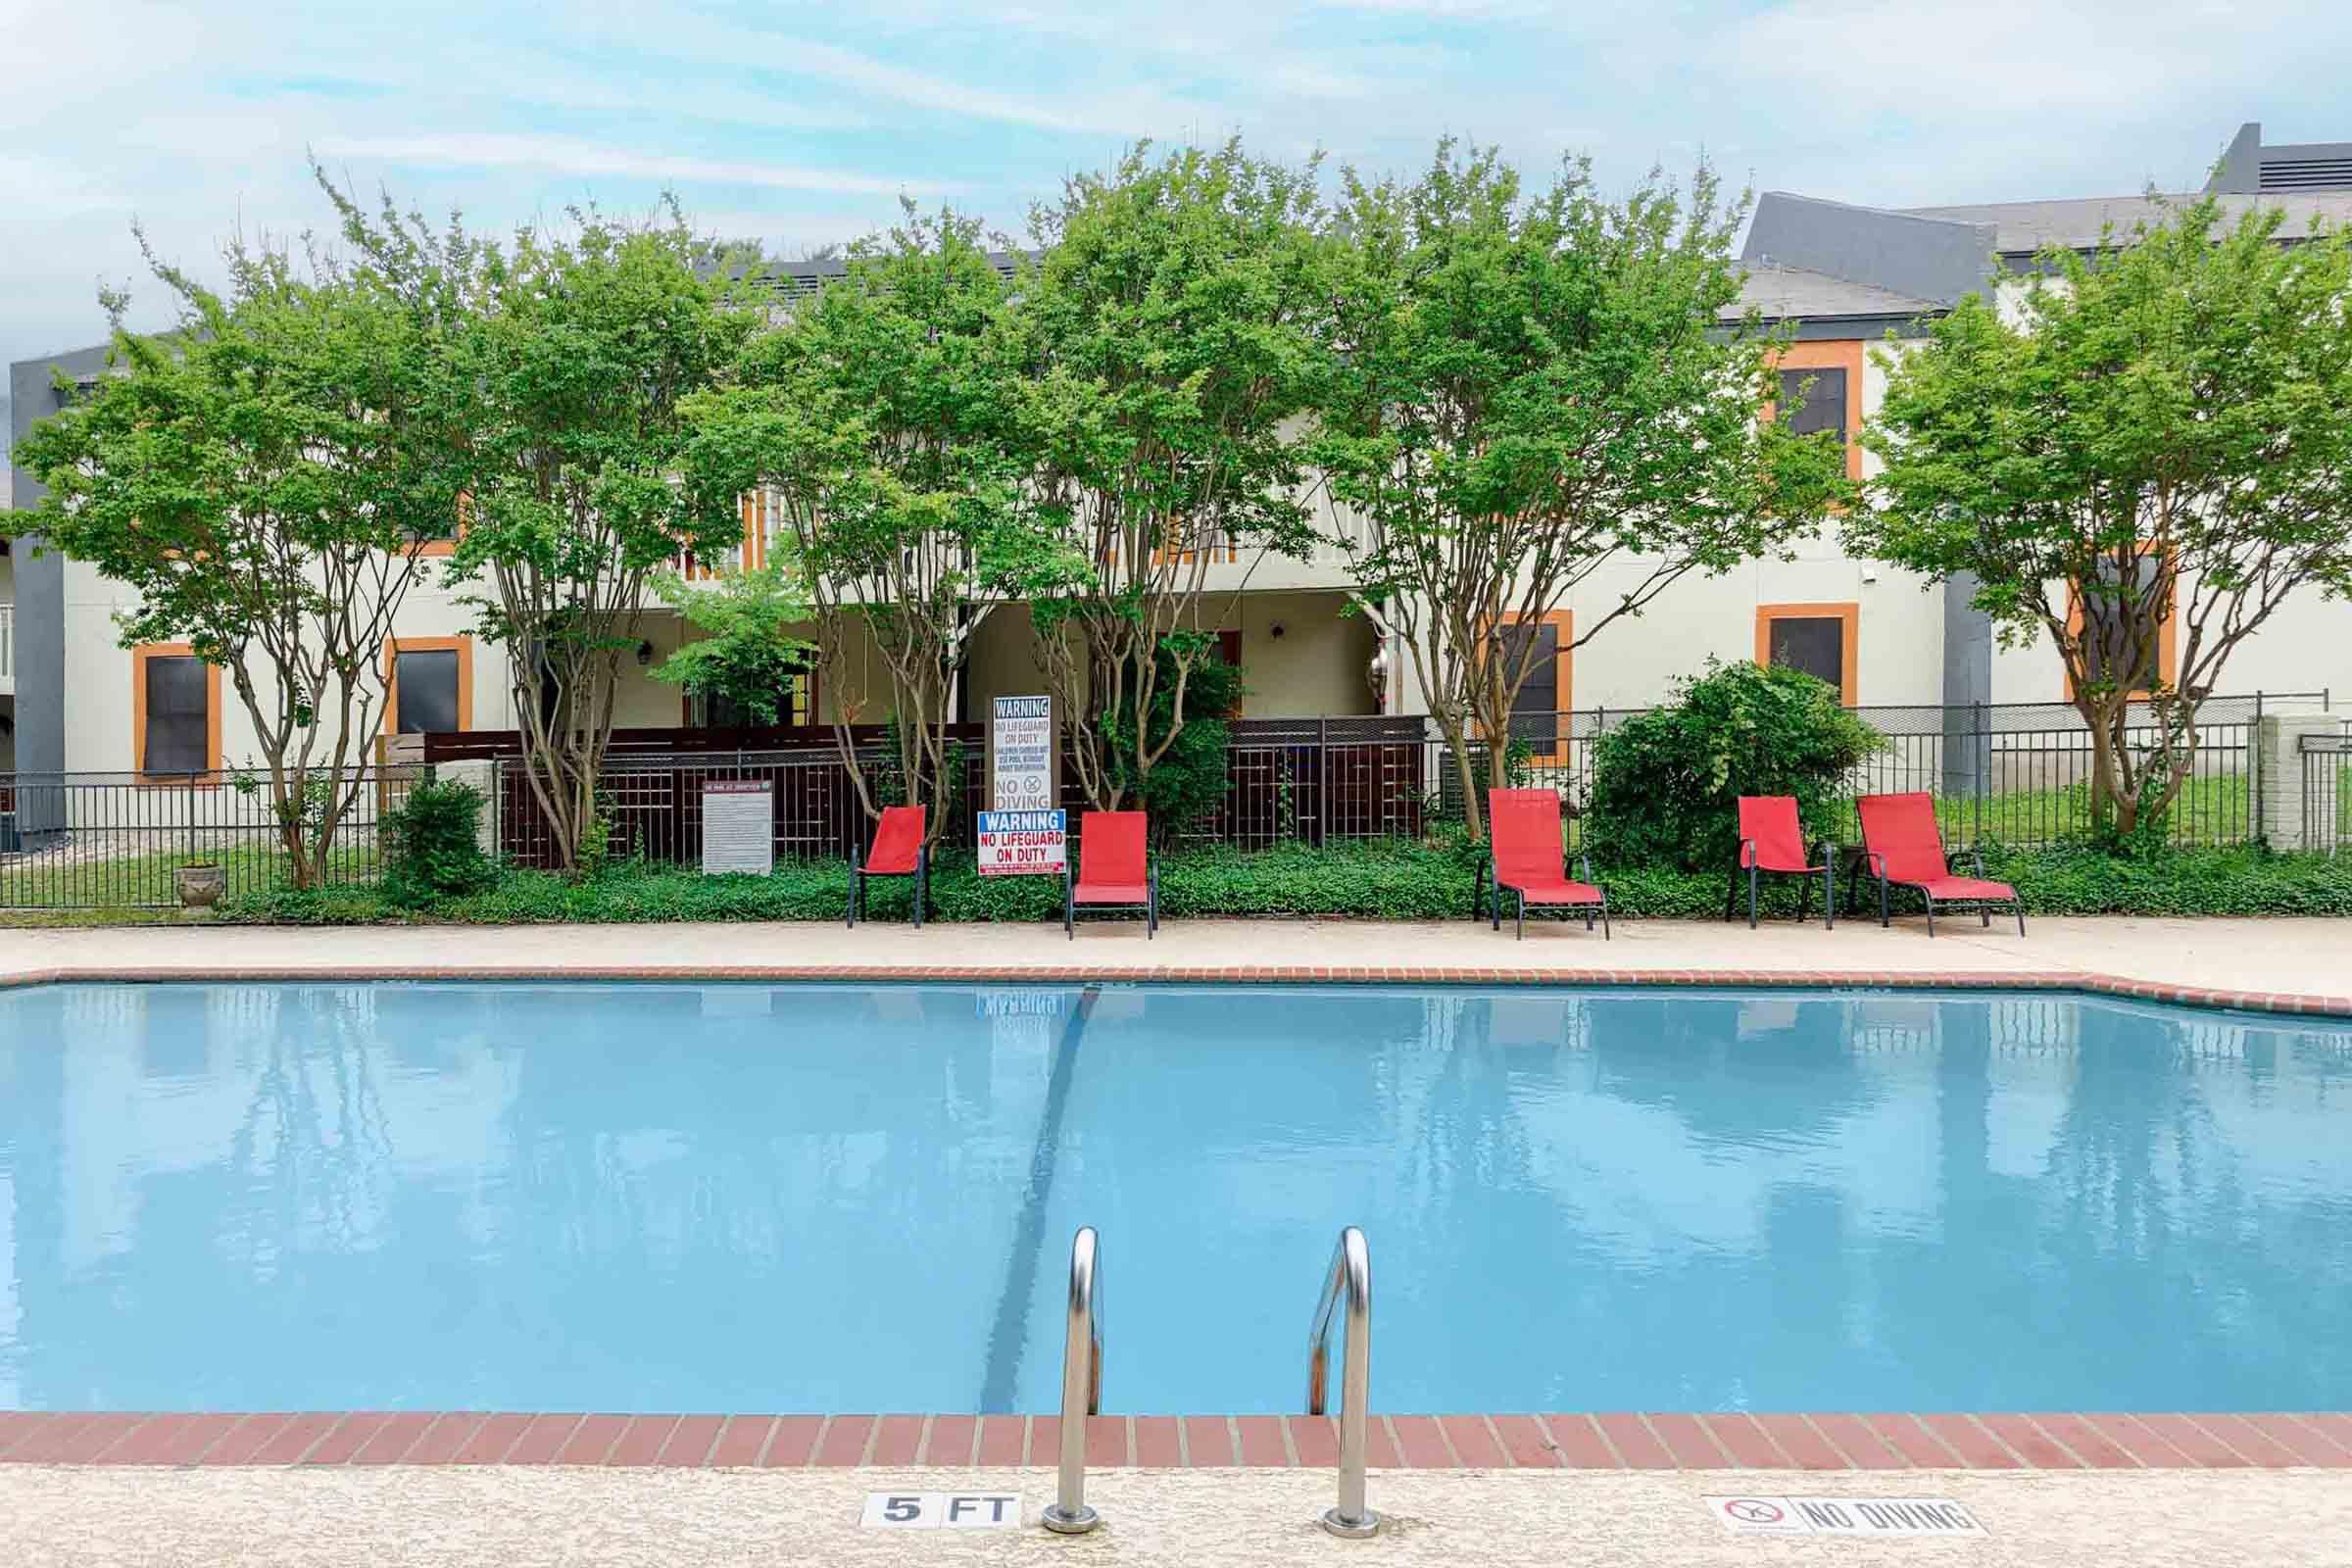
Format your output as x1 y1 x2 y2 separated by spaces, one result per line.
1495 610 1572 762
701 671 814 729
1767 341 1864 481
2067 548 2177 698
132 644 220 779
1777 368 1848 439
1755 603 1859 705
384 637 472 735
1216 628 1244 716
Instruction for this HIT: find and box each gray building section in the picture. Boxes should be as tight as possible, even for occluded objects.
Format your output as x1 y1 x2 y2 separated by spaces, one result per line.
2206 121 2352 194
9 341 115 832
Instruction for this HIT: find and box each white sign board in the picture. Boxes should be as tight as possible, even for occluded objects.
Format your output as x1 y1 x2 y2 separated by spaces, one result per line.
1707 1496 1986 1539
990 695 1054 810
700 780 775 875
977 808 1066 877
860 1493 1022 1530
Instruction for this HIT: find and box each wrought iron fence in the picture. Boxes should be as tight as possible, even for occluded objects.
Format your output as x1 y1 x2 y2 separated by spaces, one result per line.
2304 729 2352 856
0 769 410 909
1 692 2330 907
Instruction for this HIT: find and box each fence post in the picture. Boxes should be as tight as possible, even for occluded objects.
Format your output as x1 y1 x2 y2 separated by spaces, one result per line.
1318 715 1330 848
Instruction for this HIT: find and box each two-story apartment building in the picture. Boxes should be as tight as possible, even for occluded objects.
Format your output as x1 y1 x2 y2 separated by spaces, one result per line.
8 121 2350 800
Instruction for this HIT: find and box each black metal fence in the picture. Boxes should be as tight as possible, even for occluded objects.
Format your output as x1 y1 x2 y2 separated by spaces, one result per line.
0 769 409 910
0 692 2331 907
2304 730 2352 855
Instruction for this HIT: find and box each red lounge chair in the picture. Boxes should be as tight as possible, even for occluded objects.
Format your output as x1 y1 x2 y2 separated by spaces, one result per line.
1065 810 1156 939
1483 788 1609 941
849 806 927 928
1853 792 2025 937
1728 794 1836 929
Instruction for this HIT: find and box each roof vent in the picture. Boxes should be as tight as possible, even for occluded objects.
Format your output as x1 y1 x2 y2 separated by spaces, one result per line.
2261 156 2352 192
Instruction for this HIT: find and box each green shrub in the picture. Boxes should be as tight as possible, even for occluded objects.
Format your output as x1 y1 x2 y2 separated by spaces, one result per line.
207 838 2352 926
377 779 497 906
1585 661 1884 870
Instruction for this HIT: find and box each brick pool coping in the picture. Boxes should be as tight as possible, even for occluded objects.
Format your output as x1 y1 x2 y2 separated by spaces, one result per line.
5 1410 2351 1471
3 962 2350 1016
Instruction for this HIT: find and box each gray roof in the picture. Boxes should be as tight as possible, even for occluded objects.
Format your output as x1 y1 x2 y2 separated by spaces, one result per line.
1900 192 2352 256
1729 263 1941 325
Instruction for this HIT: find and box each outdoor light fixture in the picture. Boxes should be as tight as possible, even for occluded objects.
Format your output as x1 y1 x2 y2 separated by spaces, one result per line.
636 640 655 667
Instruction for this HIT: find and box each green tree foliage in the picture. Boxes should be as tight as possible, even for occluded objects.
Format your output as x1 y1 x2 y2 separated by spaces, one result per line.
988 140 1327 810
1099 635 1246 837
319 178 758 871
649 562 816 724
1585 661 1884 871
18 220 466 887
683 205 1019 843
1313 141 1854 838
1854 194 2352 844
379 778 497 906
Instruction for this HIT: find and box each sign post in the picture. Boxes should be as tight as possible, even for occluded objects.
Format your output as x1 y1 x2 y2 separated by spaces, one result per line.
983 695 1065 877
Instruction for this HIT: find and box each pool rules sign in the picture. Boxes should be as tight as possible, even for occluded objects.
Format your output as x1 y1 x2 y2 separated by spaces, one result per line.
981 694 1064 876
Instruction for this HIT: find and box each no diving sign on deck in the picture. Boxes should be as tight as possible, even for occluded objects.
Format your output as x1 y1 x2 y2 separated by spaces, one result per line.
1708 1495 1986 1538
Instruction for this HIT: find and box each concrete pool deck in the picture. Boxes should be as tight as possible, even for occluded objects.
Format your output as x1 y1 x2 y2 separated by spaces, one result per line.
2 913 2348 1013
6 1462 2352 1567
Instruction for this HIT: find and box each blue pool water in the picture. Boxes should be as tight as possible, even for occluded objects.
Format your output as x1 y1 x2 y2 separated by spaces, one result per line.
2 981 2349 1415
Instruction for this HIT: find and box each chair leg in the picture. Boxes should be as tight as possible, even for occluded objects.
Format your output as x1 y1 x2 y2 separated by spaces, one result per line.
1878 875 1889 929
2015 902 2027 938
848 873 857 928
1747 864 1759 930
1516 891 1525 941
1925 898 1936 938
1065 886 1074 941
1825 856 1836 931
1492 881 1502 933
1586 904 1594 931
1797 869 1811 926
1600 895 1611 942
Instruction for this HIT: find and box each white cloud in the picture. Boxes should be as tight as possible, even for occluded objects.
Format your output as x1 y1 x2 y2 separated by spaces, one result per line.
310 132 938 196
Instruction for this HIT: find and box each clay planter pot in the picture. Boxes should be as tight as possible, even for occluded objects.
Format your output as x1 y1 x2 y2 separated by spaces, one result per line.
173 862 225 910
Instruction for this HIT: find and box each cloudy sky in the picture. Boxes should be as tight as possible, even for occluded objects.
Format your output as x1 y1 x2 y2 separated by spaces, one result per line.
5 0 2350 406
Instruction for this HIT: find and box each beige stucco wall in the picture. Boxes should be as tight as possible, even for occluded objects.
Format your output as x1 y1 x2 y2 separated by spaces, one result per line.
1987 576 2352 708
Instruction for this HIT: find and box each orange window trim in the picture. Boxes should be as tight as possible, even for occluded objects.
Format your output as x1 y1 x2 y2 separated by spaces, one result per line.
1764 340 1866 483
130 643 223 784
1755 602 1861 706
403 491 467 559
2063 544 2179 701
1495 608 1574 762
382 635 475 735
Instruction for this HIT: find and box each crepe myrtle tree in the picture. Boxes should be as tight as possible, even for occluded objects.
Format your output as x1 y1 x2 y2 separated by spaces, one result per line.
1313 141 1852 838
18 220 467 887
682 205 1022 845
319 175 759 871
1853 194 2352 843
986 140 1327 812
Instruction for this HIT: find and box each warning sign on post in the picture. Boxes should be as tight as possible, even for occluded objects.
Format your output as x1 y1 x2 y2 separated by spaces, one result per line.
978 809 1066 877
990 695 1055 810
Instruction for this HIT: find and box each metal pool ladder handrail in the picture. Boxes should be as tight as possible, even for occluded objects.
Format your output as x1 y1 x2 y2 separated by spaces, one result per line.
1305 1225 1379 1539
1040 1225 1103 1535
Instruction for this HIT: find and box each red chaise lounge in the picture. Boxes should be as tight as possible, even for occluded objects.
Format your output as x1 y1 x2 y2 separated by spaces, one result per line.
848 805 927 928
1482 788 1609 941
1853 791 2024 936
1728 794 1836 929
1065 810 1157 939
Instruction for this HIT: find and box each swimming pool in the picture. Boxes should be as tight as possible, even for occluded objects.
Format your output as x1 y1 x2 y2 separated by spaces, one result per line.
1 980 2347 1415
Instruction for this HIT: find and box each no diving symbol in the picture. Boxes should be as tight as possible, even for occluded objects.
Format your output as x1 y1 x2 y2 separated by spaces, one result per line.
1724 1499 1785 1525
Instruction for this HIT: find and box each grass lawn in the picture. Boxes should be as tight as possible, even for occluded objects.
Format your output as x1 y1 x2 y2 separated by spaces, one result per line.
0 840 380 910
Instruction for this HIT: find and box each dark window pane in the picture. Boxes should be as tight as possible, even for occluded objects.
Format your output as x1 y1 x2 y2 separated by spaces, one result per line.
1778 368 1847 438
1499 622 1561 748
709 672 809 728
144 656 210 774
1766 615 1845 693
2080 556 2164 690
395 650 461 734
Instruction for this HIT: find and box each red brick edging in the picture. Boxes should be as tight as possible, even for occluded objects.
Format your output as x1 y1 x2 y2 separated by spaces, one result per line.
4 1410 2350 1471
3 963 2348 1017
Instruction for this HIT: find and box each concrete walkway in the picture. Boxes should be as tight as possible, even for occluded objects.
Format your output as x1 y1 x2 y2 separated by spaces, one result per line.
3 915 2347 1009
5 1463 2349 1568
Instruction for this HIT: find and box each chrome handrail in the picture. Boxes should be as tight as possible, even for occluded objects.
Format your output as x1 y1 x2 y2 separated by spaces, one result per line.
1040 1225 1103 1535
1305 1225 1379 1539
